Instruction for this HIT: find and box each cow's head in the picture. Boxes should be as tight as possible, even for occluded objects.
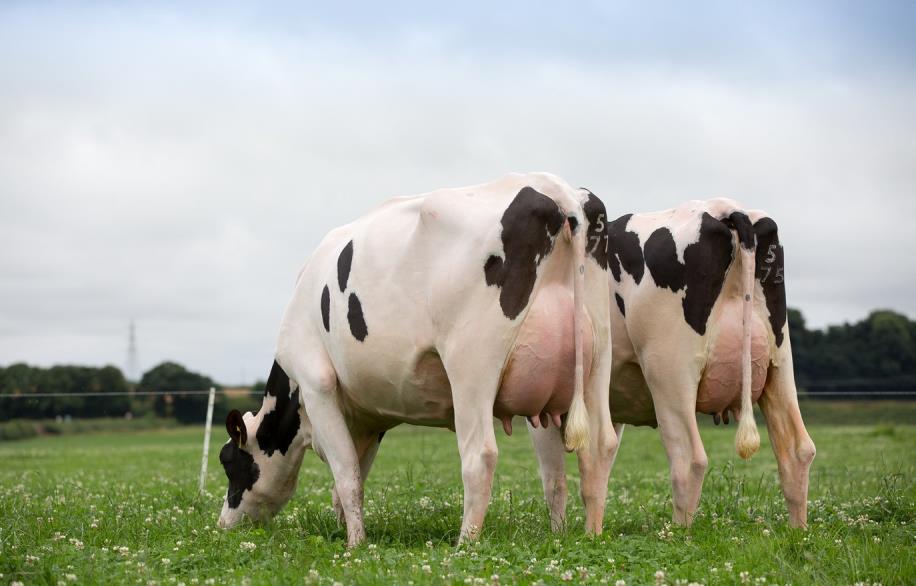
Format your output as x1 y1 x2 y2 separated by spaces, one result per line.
217 363 310 529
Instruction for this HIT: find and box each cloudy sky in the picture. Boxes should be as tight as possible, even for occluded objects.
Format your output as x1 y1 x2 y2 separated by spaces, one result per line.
1 1 914 384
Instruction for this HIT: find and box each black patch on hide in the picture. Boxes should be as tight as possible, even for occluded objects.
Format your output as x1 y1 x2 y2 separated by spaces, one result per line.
614 292 626 316
682 213 733 335
320 285 331 332
753 217 787 346
483 187 565 320
644 213 734 335
257 361 302 457
220 442 259 509
725 211 756 250
607 214 645 284
582 189 609 270
337 240 354 292
644 227 686 292
347 293 368 341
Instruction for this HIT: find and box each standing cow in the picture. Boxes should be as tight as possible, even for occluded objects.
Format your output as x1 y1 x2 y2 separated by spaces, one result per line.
531 198 816 529
217 173 619 545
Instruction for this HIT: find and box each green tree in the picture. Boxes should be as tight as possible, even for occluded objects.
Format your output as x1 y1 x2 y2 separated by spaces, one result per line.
139 362 222 423
0 363 131 420
789 307 916 396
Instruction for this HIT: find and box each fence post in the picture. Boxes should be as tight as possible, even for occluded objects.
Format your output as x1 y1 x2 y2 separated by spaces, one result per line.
198 387 216 494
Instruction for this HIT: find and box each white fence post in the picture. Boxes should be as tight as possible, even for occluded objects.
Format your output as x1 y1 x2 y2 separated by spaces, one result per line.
198 386 216 494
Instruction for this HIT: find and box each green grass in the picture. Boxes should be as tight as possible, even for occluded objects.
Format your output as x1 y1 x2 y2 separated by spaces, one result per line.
0 415 913 585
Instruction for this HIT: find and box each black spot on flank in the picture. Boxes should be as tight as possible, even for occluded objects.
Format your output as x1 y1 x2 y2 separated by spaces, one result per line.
607 214 645 284
567 216 579 233
257 361 302 457
725 211 756 250
644 227 686 292
582 190 609 270
614 292 626 316
337 240 354 292
681 213 733 335
220 442 259 509
320 285 331 332
754 217 787 346
347 293 368 341
484 187 565 320
644 213 734 335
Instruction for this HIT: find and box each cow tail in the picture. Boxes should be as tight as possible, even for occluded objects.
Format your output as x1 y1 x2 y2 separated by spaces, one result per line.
729 212 761 460
564 213 590 452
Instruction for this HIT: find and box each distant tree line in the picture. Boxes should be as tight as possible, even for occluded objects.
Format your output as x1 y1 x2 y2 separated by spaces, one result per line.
0 361 234 423
789 309 915 397
1 308 913 421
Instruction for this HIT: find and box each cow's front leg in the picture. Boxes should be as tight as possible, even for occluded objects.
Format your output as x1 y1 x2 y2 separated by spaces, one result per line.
758 360 816 528
332 432 384 526
300 388 366 547
529 423 568 532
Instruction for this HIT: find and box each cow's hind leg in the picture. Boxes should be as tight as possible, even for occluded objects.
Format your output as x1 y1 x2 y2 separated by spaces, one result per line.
529 423 568 532
442 356 501 543
646 365 708 526
758 360 816 528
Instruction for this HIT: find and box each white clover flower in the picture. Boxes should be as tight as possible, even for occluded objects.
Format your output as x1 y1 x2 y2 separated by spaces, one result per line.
616 580 626 586
740 570 750 583
239 541 257 552
561 570 573 581
762 528 771 536
161 558 170 565
66 574 77 582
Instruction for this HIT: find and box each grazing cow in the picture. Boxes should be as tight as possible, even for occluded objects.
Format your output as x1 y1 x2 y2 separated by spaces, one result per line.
530 198 816 529
217 173 618 545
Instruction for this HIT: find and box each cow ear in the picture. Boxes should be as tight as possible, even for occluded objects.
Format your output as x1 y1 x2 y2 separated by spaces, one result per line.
225 410 247 447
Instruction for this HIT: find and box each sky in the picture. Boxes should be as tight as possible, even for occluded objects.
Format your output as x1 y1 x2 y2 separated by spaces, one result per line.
1 1 915 384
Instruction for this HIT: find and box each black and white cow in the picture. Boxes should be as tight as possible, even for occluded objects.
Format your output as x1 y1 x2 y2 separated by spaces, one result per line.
531 198 816 529
217 173 619 545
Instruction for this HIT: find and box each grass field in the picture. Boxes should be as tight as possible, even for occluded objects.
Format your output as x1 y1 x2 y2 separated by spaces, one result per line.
0 405 913 585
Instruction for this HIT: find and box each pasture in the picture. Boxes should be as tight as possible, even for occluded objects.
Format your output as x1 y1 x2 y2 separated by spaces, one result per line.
0 404 913 585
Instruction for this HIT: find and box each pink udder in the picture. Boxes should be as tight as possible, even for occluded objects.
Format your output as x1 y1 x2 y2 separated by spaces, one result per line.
697 300 769 414
495 285 593 433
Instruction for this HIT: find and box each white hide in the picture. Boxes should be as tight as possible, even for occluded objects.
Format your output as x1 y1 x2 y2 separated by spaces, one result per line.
219 172 617 545
531 197 816 529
